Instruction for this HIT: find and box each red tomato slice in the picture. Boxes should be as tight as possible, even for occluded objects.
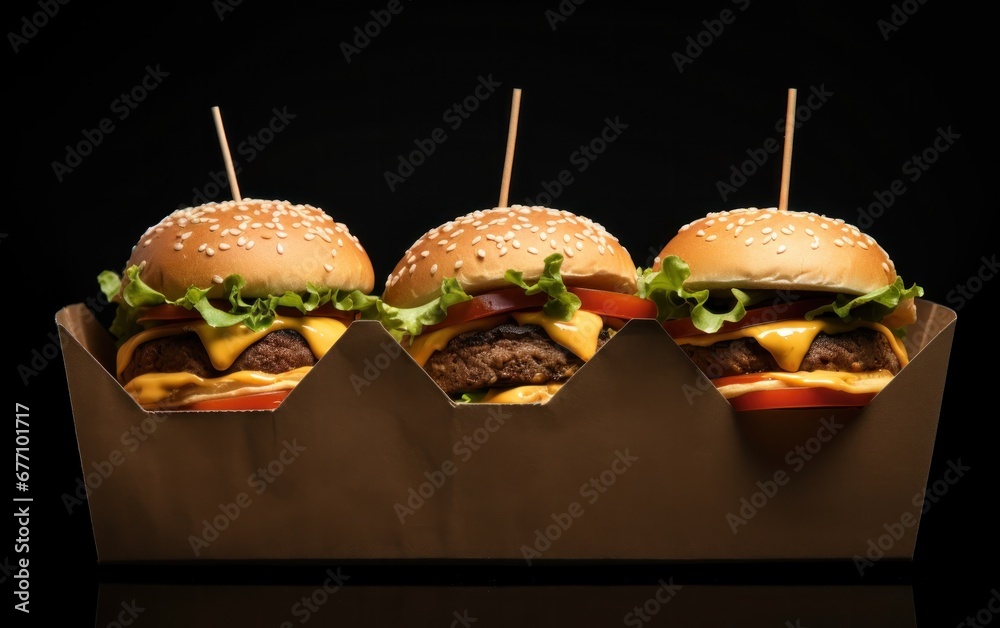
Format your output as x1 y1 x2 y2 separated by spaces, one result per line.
662 297 834 339
712 374 875 411
182 390 290 411
424 287 656 332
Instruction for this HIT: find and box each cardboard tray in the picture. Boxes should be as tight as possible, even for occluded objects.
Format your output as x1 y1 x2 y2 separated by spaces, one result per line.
56 299 956 562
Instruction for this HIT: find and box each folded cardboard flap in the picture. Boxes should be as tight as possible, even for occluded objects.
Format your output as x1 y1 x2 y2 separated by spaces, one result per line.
55 299 956 561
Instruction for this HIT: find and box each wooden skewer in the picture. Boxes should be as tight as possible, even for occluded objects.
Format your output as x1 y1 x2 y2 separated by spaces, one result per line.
211 106 242 202
498 88 522 208
778 88 797 213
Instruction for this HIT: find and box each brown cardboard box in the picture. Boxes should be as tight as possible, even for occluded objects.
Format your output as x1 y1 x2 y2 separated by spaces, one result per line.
56 298 956 562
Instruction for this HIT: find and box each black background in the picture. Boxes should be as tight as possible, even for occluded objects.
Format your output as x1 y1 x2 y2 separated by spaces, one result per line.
8 0 996 625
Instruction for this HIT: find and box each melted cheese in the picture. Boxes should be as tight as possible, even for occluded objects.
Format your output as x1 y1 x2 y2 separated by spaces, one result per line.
117 316 348 381
479 383 564 404
511 310 604 361
125 367 311 407
674 319 909 372
715 370 894 398
405 315 511 367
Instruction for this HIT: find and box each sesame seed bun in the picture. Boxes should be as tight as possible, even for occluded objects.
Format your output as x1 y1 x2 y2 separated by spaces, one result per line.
382 205 638 308
656 207 897 294
123 198 375 299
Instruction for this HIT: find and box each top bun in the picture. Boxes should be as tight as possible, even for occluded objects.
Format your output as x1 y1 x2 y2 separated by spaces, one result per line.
382 205 639 308
655 207 899 296
122 198 375 299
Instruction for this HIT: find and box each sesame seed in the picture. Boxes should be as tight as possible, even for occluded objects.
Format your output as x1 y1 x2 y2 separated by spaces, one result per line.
811 238 820 250
304 233 315 241
563 234 571 243
735 226 744 236
206 248 215 256
598 244 606 254
706 235 717 242
857 241 869 250
472 235 482 245
173 242 184 251
332 249 337 257
527 247 539 255
408 264 417 274
219 243 231 250
576 241 584 250
696 229 706 237
705 219 715 226
430 264 438 275
444 243 456 252
771 232 777 241
762 227 773 235
745 237 754 246
245 240 255 250
726 223 734 231
210 224 220 232
564 247 574 257
212 275 224 284
547 227 557 234
337 238 344 247
276 232 287 239
477 248 486 258
421 251 430 257
512 240 521 249
882 262 890 273
324 263 334 272
805 228 815 236
550 239 558 249
454 260 463 270
843 236 854 246
198 243 207 252
438 240 448 246
821 223 829 230
181 231 193 240
777 245 787 254
834 239 844 247
500 247 508 256
408 255 417 264
251 222 262 229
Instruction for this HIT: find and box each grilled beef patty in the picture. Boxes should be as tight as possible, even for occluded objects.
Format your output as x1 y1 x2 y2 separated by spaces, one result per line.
423 323 611 395
121 329 316 383
681 327 902 379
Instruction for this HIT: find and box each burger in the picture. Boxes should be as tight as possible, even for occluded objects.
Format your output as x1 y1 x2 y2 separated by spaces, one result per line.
378 204 656 403
638 207 924 411
98 198 377 411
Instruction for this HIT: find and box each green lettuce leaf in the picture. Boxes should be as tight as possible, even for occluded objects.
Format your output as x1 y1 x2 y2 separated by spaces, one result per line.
375 277 473 341
638 255 925 335
804 277 924 325
99 264 380 342
637 255 751 333
504 253 581 321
